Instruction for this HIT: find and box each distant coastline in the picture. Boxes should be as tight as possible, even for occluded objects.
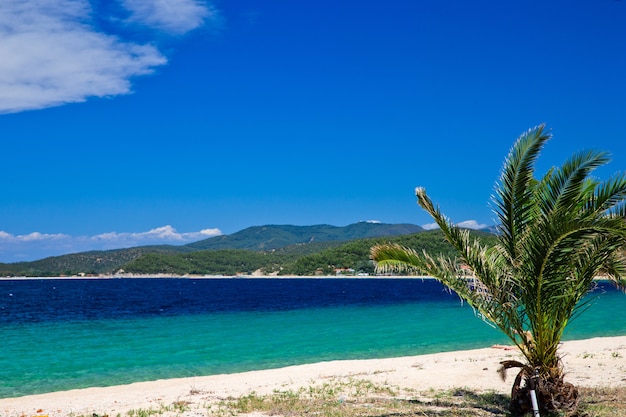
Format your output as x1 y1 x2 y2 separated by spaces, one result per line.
0 274 438 280
0 226 496 280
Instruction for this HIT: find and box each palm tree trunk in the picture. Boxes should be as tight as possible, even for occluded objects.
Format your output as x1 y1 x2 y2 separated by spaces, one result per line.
501 360 580 416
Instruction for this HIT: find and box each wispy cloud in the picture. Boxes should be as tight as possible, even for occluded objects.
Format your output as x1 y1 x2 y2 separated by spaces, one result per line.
422 220 488 231
0 226 222 263
0 0 216 114
121 0 216 34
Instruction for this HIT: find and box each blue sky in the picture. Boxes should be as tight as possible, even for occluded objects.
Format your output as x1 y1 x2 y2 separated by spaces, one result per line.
1 0 625 262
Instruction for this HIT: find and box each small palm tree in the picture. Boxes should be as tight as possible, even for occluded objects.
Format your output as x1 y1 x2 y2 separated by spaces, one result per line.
371 125 626 416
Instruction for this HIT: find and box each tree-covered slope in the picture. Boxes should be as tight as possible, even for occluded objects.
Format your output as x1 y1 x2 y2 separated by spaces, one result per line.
122 249 294 276
121 229 498 276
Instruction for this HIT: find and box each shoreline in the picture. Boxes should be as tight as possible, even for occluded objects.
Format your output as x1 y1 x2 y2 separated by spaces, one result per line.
2 335 625 417
2 274 613 280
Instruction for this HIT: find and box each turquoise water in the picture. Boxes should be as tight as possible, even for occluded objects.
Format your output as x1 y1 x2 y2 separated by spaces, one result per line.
1 280 625 398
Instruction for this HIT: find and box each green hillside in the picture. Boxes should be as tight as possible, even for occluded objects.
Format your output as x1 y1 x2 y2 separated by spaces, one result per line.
122 229 498 276
277 229 498 276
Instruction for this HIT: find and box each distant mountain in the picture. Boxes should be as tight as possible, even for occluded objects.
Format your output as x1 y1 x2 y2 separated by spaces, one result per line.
184 222 424 251
479 225 499 234
0 222 423 276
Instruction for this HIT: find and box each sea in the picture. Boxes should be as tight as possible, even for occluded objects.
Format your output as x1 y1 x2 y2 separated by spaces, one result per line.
1 277 625 399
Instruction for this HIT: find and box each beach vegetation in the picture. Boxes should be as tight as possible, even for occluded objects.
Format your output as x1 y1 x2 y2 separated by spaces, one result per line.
210 378 508 417
371 125 626 416
69 383 626 417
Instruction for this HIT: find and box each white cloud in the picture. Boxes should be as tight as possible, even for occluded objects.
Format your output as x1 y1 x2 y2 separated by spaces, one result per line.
0 0 215 114
121 0 215 34
0 231 70 242
0 226 222 263
456 220 487 230
422 220 487 231
15 232 70 242
91 225 222 243
199 228 222 236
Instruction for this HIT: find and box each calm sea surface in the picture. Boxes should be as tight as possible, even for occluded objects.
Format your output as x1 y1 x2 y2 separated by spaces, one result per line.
1 278 624 398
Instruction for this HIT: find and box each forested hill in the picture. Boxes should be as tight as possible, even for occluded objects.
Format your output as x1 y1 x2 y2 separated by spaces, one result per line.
0 246 193 278
184 222 423 251
122 229 499 276
0 222 424 276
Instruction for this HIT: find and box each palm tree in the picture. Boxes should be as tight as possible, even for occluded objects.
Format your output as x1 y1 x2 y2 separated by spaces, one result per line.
371 125 626 416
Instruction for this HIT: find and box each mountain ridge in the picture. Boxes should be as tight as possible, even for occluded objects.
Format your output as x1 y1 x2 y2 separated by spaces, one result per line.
185 222 424 251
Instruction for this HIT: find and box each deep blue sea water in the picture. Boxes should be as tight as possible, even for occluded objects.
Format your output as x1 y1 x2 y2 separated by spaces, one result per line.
1 278 625 399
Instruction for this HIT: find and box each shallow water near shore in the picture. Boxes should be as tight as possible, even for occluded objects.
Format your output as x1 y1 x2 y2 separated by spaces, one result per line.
0 278 624 398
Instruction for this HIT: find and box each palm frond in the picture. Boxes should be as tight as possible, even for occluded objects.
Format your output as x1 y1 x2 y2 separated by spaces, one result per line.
492 124 551 261
546 150 611 217
371 243 430 275
589 173 626 216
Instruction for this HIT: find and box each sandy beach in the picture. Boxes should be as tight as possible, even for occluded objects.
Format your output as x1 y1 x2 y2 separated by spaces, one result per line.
2 336 625 417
